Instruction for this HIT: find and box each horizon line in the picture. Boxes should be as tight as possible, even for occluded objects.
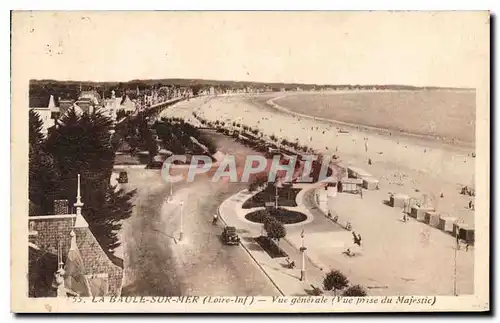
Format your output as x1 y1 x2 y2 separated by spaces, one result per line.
29 78 475 90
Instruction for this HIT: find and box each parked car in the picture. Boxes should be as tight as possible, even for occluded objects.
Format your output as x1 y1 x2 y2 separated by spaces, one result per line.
221 226 240 245
118 171 128 184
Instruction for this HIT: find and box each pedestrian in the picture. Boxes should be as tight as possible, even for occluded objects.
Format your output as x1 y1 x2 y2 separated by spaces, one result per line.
465 243 469 251
360 188 363 199
468 200 472 209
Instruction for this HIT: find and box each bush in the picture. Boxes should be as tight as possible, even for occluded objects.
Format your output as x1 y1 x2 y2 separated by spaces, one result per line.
265 220 286 244
323 270 349 295
342 285 367 297
245 207 307 225
254 236 288 258
248 173 269 192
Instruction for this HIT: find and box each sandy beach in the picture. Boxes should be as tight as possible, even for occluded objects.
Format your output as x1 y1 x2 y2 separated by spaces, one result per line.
190 92 476 226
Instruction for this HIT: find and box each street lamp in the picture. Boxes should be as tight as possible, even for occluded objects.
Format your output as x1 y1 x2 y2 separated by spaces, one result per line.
300 229 307 281
275 181 279 208
179 201 184 241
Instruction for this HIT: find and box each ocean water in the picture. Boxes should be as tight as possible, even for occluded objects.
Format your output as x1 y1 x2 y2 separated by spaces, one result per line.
274 90 476 146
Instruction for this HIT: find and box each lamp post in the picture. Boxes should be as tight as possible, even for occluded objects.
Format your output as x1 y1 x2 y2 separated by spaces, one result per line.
179 201 184 241
168 182 174 202
300 229 307 281
275 181 279 208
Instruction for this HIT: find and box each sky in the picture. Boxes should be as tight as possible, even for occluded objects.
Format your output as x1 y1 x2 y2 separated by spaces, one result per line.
12 11 489 88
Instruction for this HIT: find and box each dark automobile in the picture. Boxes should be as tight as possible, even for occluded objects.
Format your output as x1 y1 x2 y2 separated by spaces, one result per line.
222 226 240 245
118 171 128 184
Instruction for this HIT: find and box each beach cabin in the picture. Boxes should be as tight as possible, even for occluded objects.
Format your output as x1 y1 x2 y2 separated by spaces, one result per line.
438 216 457 233
389 193 409 208
410 206 435 220
425 211 440 227
338 178 363 194
363 177 379 190
347 166 372 179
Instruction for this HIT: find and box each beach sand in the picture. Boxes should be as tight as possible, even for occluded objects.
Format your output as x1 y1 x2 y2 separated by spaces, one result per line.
190 93 476 226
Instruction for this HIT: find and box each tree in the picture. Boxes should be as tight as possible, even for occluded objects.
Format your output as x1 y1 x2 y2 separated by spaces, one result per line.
29 110 61 214
323 270 349 295
44 108 136 256
29 110 45 148
248 172 269 192
91 187 137 255
342 284 367 297
29 143 60 215
265 219 286 245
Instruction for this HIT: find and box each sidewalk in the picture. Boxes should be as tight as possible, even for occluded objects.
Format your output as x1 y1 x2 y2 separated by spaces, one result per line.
218 190 328 296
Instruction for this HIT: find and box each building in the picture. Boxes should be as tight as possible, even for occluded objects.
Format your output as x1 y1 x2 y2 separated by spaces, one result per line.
102 90 138 120
29 95 59 135
28 175 124 297
119 95 136 113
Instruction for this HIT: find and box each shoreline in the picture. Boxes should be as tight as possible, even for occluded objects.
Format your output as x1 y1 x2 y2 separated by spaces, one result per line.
267 93 475 153
194 94 475 187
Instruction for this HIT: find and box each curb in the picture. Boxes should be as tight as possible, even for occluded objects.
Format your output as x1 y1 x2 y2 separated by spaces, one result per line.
217 201 285 296
282 236 327 274
310 188 351 231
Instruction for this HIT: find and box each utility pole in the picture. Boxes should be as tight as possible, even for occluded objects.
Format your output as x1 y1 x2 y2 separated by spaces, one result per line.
275 143 281 208
300 229 307 281
453 219 460 296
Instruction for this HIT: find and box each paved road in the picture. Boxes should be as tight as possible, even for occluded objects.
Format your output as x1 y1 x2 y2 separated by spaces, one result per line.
120 131 279 296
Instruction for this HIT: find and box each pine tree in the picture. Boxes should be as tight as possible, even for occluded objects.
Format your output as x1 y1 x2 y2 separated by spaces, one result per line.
91 187 137 255
45 107 136 255
29 110 60 214
29 110 45 148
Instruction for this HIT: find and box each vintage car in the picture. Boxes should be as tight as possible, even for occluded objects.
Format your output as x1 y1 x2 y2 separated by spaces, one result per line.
118 171 128 184
222 226 240 245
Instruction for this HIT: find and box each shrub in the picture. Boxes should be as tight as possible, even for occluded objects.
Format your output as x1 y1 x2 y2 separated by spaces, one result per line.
323 270 349 295
248 172 269 192
342 285 367 297
264 220 286 245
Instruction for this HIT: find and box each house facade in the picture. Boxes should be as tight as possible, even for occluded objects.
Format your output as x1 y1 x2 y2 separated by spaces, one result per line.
28 175 124 298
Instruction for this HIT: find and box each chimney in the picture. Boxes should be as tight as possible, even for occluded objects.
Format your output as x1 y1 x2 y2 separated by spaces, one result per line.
54 199 69 215
28 220 38 245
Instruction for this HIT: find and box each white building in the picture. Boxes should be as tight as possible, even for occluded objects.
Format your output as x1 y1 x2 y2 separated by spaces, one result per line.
102 90 138 120
29 95 59 136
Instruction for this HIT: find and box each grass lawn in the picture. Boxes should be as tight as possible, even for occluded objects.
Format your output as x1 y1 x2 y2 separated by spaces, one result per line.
254 236 288 258
245 207 307 225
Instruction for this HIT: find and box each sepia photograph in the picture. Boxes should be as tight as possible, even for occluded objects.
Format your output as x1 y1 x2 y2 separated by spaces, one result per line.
10 10 490 313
